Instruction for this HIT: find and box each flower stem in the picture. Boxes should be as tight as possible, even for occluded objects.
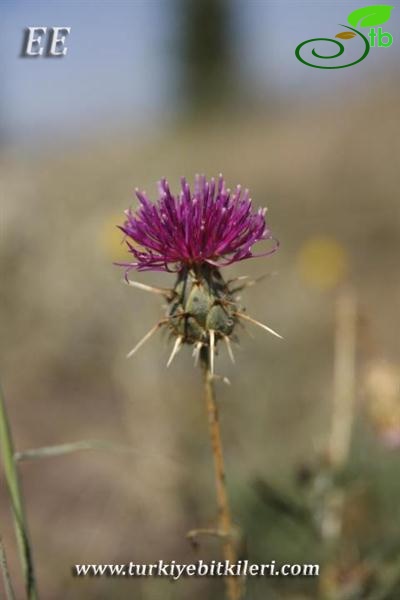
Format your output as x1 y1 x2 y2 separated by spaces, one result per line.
0 384 39 600
201 351 242 600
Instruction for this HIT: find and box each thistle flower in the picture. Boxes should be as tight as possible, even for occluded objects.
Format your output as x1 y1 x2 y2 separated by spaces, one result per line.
119 174 277 272
117 175 280 600
117 174 281 370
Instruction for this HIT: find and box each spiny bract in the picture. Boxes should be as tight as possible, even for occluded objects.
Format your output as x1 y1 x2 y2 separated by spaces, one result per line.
168 265 237 342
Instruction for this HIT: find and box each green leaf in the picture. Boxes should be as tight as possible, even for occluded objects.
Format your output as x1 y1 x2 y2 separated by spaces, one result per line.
348 5 394 28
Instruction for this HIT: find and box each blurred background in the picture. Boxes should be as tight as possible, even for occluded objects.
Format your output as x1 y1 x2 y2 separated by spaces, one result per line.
1 1 400 598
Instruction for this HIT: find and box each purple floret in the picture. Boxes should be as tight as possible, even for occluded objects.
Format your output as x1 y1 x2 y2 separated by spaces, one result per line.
118 174 278 272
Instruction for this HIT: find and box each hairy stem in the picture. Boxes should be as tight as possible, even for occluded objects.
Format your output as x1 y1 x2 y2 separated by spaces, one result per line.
201 352 242 600
0 384 38 600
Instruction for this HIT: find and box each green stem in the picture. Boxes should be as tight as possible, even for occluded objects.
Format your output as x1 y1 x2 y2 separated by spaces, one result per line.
0 384 39 600
0 536 16 600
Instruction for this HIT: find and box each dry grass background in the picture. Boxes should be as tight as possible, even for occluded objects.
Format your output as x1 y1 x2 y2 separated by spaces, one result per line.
1 75 400 599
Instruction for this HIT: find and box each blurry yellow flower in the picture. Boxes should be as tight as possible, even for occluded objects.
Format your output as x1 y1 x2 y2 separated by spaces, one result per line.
99 214 129 262
297 236 348 290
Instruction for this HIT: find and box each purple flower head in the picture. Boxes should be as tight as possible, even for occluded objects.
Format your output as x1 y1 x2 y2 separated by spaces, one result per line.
118 174 278 273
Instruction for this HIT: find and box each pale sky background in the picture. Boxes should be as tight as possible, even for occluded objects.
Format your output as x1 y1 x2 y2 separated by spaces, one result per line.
1 0 399 148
